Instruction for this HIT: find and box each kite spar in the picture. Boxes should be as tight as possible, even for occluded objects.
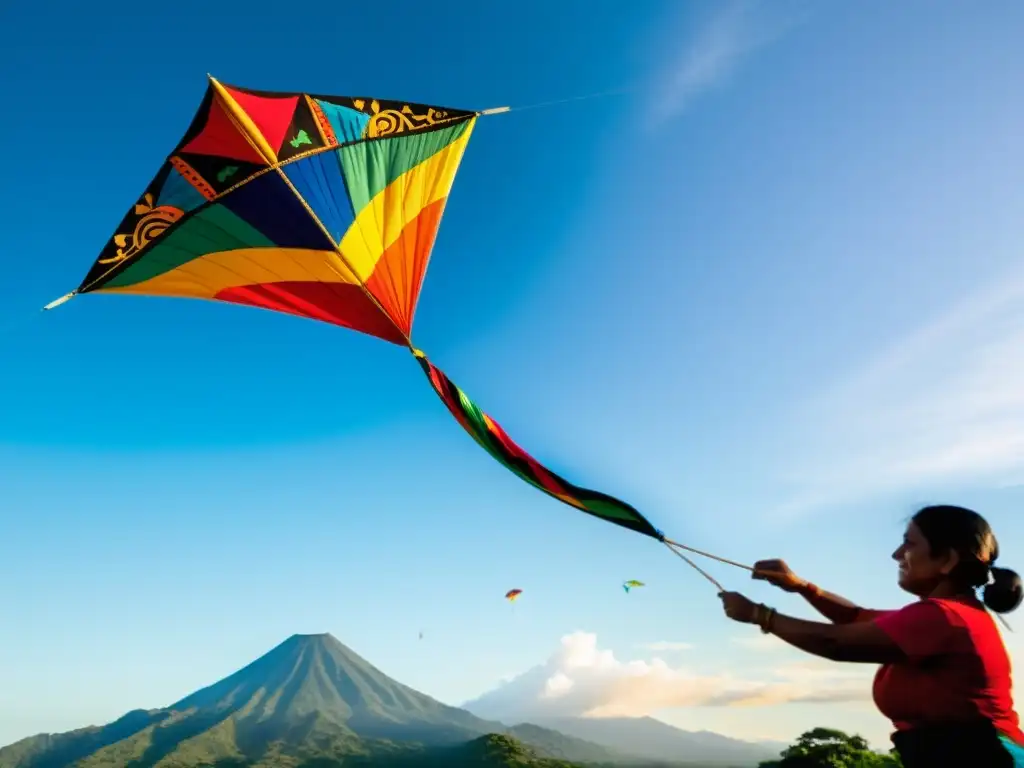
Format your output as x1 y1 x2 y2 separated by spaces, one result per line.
47 77 753 592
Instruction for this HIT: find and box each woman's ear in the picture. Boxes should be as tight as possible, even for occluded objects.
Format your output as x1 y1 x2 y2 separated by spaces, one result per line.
939 548 961 576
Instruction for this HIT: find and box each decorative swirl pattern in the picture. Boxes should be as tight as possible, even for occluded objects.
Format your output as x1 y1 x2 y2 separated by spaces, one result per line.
355 99 460 138
99 193 184 265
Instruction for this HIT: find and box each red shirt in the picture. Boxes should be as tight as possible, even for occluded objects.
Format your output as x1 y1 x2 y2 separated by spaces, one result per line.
872 597 1024 743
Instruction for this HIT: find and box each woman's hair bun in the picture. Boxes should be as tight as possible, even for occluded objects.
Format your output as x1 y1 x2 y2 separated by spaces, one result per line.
983 566 1024 614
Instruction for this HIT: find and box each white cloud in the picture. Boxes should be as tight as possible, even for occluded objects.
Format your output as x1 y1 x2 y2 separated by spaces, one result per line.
462 631 870 723
648 0 800 127
776 266 1024 517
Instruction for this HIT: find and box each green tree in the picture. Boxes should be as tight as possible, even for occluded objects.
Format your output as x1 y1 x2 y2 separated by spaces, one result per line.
759 727 902 768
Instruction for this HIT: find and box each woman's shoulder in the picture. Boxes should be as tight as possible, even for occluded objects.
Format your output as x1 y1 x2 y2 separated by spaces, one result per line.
874 597 1003 660
881 597 983 629
873 598 974 658
927 595 988 617
915 596 1002 640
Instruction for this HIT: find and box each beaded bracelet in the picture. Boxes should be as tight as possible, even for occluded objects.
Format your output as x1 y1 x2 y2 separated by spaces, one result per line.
753 603 777 634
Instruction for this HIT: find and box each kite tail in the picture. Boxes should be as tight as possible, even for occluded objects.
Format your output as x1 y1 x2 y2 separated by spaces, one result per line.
410 348 663 540
409 348 747 594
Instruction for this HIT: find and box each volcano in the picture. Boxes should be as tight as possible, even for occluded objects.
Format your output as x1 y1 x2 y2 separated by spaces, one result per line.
163 632 494 745
0 633 623 768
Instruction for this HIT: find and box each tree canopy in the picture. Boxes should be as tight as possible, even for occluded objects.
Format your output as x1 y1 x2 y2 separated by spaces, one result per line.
758 727 902 768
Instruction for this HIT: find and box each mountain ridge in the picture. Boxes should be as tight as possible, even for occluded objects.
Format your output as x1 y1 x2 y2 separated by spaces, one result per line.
512 717 784 766
0 633 774 767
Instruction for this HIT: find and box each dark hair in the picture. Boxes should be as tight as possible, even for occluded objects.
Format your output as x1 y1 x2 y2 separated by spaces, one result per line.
912 505 1023 614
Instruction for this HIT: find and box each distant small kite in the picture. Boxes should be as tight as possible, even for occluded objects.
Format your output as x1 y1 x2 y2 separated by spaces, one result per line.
505 589 523 603
623 580 645 593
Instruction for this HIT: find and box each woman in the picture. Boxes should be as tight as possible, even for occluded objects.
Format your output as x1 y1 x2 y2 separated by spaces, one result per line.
719 504 1024 766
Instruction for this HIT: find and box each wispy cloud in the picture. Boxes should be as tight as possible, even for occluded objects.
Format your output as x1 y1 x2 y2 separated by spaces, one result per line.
462 631 869 722
638 641 694 652
776 266 1024 517
648 0 801 127
730 635 783 652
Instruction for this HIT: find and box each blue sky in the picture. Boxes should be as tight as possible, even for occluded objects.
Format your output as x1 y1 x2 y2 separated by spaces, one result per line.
3 0 1024 752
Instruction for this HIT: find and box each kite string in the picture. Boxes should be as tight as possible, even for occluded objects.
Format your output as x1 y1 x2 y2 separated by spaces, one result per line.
663 538 754 573
476 82 642 118
663 540 725 592
498 85 639 114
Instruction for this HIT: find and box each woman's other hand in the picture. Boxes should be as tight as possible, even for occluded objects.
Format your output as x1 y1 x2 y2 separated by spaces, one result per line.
753 559 806 592
719 591 758 624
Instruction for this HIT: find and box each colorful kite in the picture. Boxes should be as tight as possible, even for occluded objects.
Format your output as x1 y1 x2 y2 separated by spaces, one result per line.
622 580 645 593
505 589 523 603
47 77 740 592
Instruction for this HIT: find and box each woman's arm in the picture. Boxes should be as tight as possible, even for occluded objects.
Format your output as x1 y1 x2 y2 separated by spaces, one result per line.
763 609 903 663
794 582 887 625
720 592 906 664
751 560 887 625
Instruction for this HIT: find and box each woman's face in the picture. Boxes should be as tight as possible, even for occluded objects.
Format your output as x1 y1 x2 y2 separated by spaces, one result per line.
892 521 957 596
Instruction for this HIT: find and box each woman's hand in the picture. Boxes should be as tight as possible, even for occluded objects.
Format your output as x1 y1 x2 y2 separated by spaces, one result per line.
719 591 759 624
752 559 806 592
